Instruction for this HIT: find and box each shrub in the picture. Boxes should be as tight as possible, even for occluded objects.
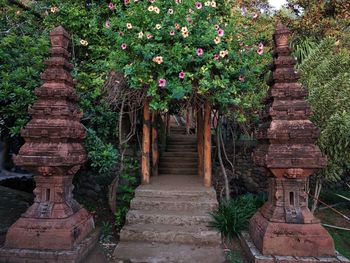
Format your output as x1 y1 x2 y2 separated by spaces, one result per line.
209 194 265 240
84 128 119 174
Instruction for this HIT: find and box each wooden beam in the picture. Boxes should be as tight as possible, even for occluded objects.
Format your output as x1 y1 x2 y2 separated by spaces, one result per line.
142 101 151 184
197 105 204 177
203 101 212 187
152 111 159 177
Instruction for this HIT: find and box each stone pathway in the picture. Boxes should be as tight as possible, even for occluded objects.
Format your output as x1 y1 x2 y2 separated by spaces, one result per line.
113 127 225 262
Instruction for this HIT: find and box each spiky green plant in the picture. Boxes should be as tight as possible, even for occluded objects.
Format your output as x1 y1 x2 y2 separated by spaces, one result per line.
208 194 265 240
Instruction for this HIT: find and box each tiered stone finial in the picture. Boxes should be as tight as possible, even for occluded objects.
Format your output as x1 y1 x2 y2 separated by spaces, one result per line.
0 26 97 262
243 23 337 260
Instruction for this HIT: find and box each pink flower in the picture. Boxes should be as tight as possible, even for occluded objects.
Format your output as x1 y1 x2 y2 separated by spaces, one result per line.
121 43 127 50
195 2 202 9
258 42 264 49
217 28 224 37
159 79 167 87
105 20 111 28
187 17 193 24
196 48 204 56
239 75 245 82
213 54 220 60
108 2 114 10
257 48 264 55
124 0 129 4
252 12 258 18
170 30 176 36
147 34 153 39
179 71 185 79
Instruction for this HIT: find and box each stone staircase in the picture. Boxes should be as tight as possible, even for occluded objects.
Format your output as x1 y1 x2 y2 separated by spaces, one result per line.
113 126 225 263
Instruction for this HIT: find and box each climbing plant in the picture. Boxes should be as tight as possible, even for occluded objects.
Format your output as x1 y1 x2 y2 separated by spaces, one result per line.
107 0 272 121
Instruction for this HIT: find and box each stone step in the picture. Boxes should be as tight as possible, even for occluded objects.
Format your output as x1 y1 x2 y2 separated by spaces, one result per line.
166 145 198 152
168 135 196 140
167 140 197 145
162 152 198 157
159 162 197 168
167 140 197 144
135 188 217 199
166 148 197 153
113 241 225 263
120 224 221 246
126 210 212 226
166 143 198 149
158 167 197 175
160 156 198 161
130 196 218 212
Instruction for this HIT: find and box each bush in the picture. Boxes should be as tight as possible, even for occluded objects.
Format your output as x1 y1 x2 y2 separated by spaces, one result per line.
209 194 265 240
84 129 119 174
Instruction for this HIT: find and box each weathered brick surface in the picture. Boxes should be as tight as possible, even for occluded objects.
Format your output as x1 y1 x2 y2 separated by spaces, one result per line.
0 26 96 262
247 23 336 259
241 232 343 263
0 229 99 263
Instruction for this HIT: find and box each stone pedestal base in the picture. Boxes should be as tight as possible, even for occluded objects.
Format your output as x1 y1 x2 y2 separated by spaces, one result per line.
0 228 99 263
4 208 94 250
249 211 335 257
240 232 349 263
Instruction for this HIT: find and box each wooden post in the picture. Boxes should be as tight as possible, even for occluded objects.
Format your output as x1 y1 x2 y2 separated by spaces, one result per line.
203 101 212 187
142 101 151 184
186 107 191 134
152 111 159 177
197 105 204 177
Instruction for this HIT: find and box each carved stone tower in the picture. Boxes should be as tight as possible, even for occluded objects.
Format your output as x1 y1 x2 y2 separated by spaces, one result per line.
240 24 345 263
0 26 97 263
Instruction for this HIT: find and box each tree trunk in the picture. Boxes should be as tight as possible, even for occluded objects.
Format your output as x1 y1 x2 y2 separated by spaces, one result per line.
197 105 204 177
152 111 159 177
203 101 212 187
142 101 151 184
217 123 230 201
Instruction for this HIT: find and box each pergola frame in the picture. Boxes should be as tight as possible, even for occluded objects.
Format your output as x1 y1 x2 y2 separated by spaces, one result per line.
141 100 212 187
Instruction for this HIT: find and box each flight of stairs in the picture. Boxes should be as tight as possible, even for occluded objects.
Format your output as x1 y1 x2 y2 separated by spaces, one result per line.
113 126 225 263
159 126 198 177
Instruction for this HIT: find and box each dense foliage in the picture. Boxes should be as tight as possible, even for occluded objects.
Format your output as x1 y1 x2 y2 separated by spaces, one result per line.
298 38 350 183
0 2 48 140
108 0 272 121
0 1 119 174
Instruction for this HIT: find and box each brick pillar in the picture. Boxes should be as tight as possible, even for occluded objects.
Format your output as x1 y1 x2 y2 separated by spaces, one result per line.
241 23 339 262
0 26 97 263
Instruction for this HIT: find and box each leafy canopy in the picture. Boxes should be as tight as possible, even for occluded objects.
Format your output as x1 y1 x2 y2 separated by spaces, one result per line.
107 0 272 119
